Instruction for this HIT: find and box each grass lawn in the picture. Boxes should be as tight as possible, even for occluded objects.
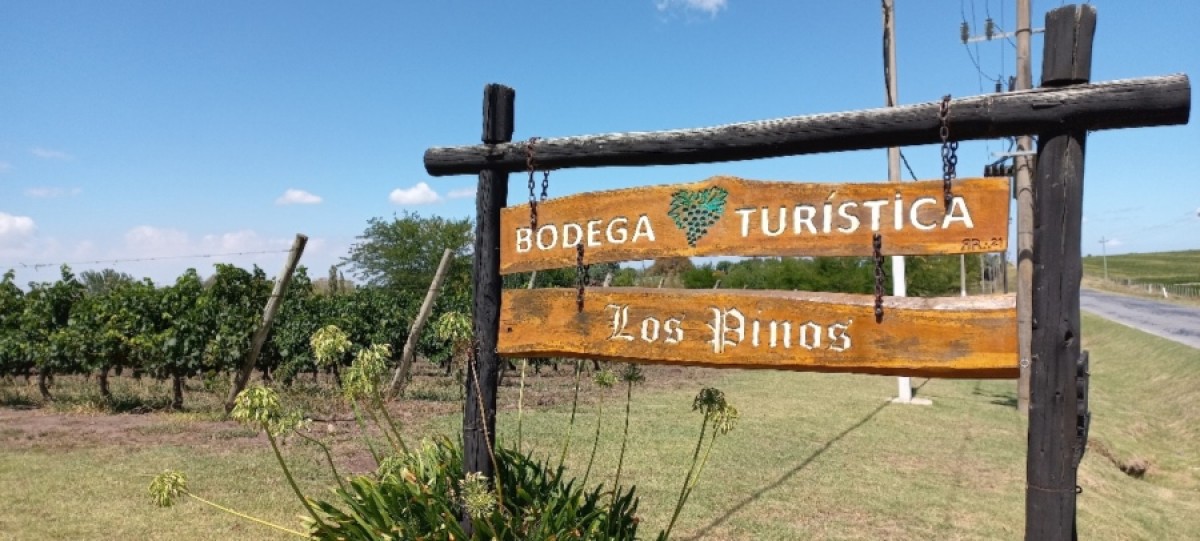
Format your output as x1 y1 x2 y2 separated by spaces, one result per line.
1082 249 1200 285
1 314 1197 539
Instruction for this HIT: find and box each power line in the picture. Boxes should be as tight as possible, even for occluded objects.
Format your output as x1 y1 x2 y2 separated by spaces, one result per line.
899 151 920 181
962 0 1000 90
986 0 1019 50
12 249 292 272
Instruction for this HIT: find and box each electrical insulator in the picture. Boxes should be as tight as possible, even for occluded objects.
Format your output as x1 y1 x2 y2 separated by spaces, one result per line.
985 18 995 39
960 22 970 44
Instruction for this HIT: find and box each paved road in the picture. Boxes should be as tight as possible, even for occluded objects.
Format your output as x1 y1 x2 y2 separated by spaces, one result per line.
1081 288 1200 349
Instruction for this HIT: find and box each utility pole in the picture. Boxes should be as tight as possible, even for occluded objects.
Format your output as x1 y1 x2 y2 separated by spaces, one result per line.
882 0 924 406
969 0 1039 414
1015 0 1035 416
1099 237 1109 281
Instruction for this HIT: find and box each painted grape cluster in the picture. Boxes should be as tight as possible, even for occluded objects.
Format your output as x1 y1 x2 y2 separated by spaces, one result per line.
667 186 728 247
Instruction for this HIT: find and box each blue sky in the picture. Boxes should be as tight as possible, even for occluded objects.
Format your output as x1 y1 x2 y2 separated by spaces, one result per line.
1 0 1197 286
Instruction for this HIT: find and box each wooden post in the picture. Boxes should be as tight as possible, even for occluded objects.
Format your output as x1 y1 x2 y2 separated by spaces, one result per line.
463 84 513 527
224 233 307 414
1015 0 1035 416
386 247 455 398
1026 5 1095 540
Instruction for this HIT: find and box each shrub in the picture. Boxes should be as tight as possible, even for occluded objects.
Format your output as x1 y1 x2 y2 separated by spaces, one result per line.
313 436 640 540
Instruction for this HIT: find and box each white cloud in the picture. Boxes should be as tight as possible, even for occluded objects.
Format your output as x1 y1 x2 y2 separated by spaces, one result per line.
447 187 476 199
0 212 36 246
389 182 441 205
124 225 191 257
199 229 269 252
120 226 296 266
1102 238 1123 247
24 187 82 198
275 188 323 205
656 0 727 16
30 147 73 160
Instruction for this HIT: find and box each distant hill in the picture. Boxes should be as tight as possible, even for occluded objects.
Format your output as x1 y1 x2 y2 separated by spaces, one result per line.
1082 249 1200 285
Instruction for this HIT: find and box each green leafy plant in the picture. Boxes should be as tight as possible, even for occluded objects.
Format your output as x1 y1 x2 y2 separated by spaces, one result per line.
313 436 641 540
310 325 402 465
230 386 330 533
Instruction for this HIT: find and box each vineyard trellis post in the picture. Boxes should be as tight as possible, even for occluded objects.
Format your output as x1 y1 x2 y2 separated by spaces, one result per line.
386 247 455 398
224 233 307 414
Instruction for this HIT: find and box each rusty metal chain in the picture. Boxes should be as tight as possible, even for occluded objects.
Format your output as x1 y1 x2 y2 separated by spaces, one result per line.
939 95 959 210
466 338 480 374
575 243 590 312
540 170 550 202
873 233 887 323
526 138 540 231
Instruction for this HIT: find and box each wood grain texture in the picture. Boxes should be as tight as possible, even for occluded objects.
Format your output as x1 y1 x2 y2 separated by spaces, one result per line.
464 84 512 499
1026 6 1094 541
425 75 1189 176
499 288 1017 379
499 176 1010 274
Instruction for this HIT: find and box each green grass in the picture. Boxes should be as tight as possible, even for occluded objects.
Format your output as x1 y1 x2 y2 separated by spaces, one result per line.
1082 249 1200 285
0 445 329 540
1 315 1197 539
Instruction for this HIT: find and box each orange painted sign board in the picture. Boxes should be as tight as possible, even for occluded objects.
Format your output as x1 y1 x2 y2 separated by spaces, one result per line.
498 288 1018 379
499 176 1010 274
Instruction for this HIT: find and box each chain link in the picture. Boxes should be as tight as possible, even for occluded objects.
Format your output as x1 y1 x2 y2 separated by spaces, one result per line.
939 95 958 210
526 138 540 231
873 233 887 323
575 243 590 312
540 170 550 202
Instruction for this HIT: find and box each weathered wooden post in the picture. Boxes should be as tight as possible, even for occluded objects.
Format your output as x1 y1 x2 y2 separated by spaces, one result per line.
463 83 513 529
1026 5 1095 540
224 233 307 414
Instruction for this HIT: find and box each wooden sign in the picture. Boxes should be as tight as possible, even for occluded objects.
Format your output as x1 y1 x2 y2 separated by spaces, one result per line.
499 176 1010 274
499 288 1017 379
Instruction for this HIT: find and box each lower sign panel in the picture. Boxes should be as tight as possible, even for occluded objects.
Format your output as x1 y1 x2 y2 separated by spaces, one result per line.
500 288 1017 379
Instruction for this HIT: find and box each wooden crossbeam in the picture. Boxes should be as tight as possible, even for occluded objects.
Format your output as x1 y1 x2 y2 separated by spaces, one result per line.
425 75 1189 176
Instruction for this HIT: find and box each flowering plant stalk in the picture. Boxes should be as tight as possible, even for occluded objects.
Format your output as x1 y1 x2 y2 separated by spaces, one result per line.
660 387 739 541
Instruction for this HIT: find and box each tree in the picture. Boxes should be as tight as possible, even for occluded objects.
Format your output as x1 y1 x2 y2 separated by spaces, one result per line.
647 257 694 278
341 212 473 291
0 271 28 381
681 264 718 289
20 266 86 400
79 268 135 295
907 255 981 297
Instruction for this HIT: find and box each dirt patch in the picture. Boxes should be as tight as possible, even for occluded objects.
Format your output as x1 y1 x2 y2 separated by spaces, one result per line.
1090 438 1152 479
0 363 718 471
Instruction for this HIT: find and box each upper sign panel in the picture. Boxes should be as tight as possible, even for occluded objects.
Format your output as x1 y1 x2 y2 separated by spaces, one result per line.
499 176 1010 274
